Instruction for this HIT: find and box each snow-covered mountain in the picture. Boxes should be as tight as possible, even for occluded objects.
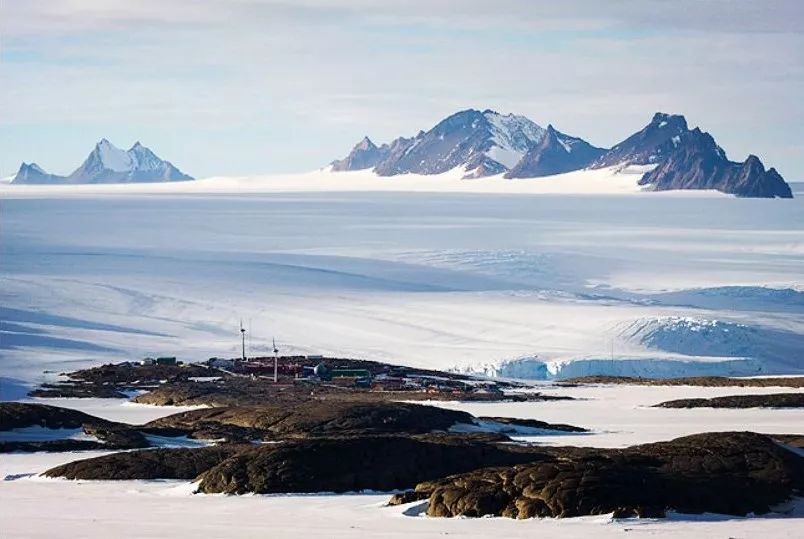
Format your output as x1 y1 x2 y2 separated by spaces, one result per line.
331 108 792 198
638 128 792 198
11 139 193 184
589 113 792 198
12 163 63 184
331 109 601 179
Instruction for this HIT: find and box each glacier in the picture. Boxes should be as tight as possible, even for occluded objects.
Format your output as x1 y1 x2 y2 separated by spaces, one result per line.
0 174 802 388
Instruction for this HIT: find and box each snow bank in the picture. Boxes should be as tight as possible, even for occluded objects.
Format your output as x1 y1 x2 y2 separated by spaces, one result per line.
465 355 765 381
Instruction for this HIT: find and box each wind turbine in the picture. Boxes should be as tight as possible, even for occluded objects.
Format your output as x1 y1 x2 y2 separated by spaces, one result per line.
272 337 279 383
240 319 246 361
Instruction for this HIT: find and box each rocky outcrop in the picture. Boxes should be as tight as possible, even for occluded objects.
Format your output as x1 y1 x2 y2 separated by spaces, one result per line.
144 401 585 441
42 433 544 486
656 393 804 409
638 129 793 198
195 435 545 494
0 403 149 452
590 113 689 169
505 125 605 178
480 416 587 433
146 402 471 438
1 402 104 431
415 432 804 518
45 445 248 480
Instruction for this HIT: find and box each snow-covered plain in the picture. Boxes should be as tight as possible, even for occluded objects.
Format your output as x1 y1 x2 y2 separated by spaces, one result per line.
1 386 803 539
1 169 803 389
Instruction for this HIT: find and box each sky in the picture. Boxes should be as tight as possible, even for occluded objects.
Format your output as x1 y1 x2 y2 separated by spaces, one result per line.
1 0 803 179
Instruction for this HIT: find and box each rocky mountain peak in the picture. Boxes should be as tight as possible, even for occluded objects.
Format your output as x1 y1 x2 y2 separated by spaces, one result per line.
649 112 688 131
505 124 606 179
355 136 376 151
639 129 792 198
590 112 690 169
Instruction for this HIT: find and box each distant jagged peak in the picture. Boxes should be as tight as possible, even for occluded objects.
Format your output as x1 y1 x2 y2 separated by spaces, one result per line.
639 127 792 198
19 162 46 174
354 136 377 151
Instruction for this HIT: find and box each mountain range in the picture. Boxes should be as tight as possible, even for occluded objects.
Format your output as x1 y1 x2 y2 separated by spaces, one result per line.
12 139 193 184
331 110 793 198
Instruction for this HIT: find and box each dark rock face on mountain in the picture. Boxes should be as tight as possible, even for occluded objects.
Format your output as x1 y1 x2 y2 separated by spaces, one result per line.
656 392 804 409
586 112 793 198
590 113 688 169
330 137 388 171
332 109 602 179
505 125 606 178
638 129 793 198
12 139 193 184
416 432 804 519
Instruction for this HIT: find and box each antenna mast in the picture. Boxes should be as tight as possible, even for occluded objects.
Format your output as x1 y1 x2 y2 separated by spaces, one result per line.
272 338 279 383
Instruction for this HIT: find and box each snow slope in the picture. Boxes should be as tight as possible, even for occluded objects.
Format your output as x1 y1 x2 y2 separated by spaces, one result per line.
0 165 668 197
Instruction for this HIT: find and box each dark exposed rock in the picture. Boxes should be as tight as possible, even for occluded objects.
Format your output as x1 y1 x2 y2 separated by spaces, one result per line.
28 383 129 399
505 125 605 178
655 393 804 409
416 432 804 518
82 423 149 448
590 112 689 169
68 362 213 385
195 435 546 495
0 439 109 453
387 490 430 506
132 375 560 408
144 402 587 441
0 402 104 430
561 375 804 388
0 403 149 452
479 416 587 433
639 129 792 198
44 445 249 480
588 112 792 198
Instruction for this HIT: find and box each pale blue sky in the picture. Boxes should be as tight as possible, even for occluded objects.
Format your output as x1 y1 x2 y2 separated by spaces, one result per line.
2 0 803 178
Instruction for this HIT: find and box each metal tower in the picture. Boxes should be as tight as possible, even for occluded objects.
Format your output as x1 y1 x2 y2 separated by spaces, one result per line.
272 337 279 383
240 319 246 361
